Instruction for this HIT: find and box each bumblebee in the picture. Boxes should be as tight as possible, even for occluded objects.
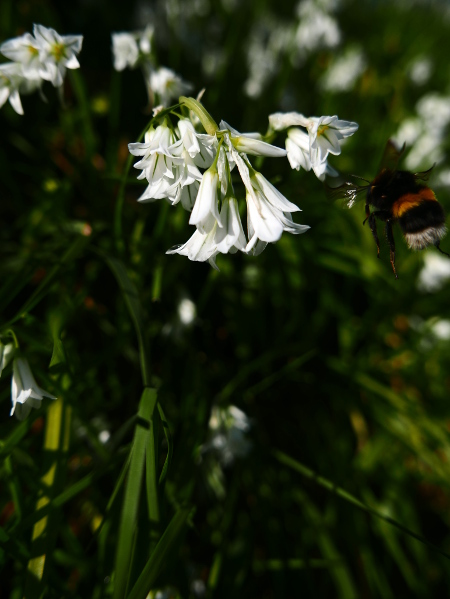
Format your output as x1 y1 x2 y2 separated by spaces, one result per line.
326 140 448 278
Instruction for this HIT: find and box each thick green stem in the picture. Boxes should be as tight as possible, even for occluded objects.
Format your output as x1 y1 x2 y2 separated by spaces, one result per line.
179 96 219 135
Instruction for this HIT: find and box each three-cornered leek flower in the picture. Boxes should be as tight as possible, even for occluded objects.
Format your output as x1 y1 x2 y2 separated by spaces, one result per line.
189 166 222 234
0 33 42 81
10 357 56 421
111 32 140 71
0 63 26 115
307 115 358 165
0 342 14 377
33 24 83 87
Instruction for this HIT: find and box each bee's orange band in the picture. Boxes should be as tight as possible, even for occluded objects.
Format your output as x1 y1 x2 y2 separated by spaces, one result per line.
392 188 437 218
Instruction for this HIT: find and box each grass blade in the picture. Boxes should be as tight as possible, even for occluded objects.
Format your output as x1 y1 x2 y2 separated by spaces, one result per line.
126 506 193 599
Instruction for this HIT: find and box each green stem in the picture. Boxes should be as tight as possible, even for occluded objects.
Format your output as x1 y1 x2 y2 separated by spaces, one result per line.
179 96 219 135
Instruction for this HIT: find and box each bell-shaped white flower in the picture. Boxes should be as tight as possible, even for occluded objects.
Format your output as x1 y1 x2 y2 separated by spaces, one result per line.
215 197 247 254
11 357 56 421
220 120 287 157
0 33 42 80
166 220 219 270
149 67 192 107
33 24 83 87
285 128 312 172
285 128 338 181
0 63 25 115
0 342 14 377
170 118 215 168
129 124 183 202
246 171 310 247
308 115 358 165
189 167 222 233
111 32 139 71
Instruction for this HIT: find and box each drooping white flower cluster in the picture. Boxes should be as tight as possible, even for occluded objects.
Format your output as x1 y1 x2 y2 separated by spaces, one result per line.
0 340 55 420
0 24 83 115
269 111 358 181
111 27 192 107
128 97 330 269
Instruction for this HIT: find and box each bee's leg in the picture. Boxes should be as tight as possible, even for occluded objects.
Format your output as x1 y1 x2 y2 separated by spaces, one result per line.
435 242 450 258
385 219 398 279
368 212 381 258
363 202 370 225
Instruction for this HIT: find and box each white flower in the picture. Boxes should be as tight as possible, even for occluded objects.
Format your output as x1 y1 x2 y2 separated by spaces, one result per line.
33 24 83 87
0 343 14 377
285 128 312 171
128 123 182 202
189 167 222 233
246 175 310 248
205 405 252 466
220 120 287 157
149 67 192 106
166 226 219 270
269 111 310 131
215 197 247 254
168 196 247 267
320 47 366 92
170 118 215 168
138 25 154 55
307 115 358 166
11 357 56 421
0 33 42 80
0 63 25 114
111 32 139 71
417 253 450 292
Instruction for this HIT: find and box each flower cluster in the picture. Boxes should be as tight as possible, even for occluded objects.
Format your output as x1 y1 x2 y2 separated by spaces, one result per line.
111 27 192 107
269 111 358 181
0 340 55 420
128 97 329 269
0 24 83 114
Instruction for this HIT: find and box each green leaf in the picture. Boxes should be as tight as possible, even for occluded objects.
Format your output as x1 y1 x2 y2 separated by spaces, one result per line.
274 450 450 561
113 387 159 599
126 506 193 599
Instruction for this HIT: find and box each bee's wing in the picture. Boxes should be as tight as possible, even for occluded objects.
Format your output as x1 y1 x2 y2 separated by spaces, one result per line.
324 181 367 208
414 164 435 182
377 139 406 174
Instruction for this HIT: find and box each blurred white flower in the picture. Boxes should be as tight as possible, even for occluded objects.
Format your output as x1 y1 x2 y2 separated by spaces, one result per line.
138 25 154 55
409 56 432 85
149 67 192 106
178 298 196 325
11 357 56 421
0 33 42 80
320 47 366 92
417 252 450 292
416 93 450 133
111 32 139 71
0 63 25 115
204 405 252 466
294 0 341 56
33 24 83 87
431 319 450 340
0 342 14 377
